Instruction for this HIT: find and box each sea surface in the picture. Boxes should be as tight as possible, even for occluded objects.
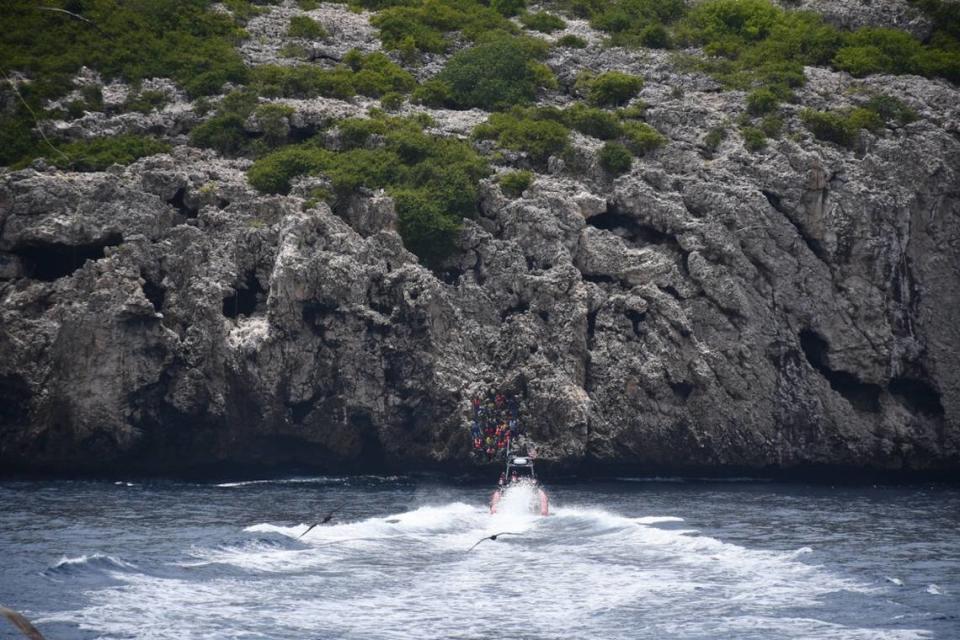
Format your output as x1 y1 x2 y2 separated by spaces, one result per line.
0 476 958 639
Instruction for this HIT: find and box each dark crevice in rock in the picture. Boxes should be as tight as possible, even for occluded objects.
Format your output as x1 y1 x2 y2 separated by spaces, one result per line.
501 301 529 322
12 234 123 281
369 298 394 317
439 266 463 285
586 308 598 345
776 207 829 264
538 310 550 323
625 309 646 337
222 271 266 318
582 273 617 285
799 329 881 413
670 380 694 401
289 398 314 423
889 377 944 417
302 300 339 339
141 274 165 312
167 187 199 218
761 189 786 214
660 284 682 300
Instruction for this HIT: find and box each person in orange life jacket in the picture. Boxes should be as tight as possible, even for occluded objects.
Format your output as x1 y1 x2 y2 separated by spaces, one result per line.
510 471 519 484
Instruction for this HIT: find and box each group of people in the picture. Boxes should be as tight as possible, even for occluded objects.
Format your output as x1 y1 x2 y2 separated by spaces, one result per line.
470 392 523 462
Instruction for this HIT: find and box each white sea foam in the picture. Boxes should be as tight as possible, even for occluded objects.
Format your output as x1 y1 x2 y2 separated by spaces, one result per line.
40 500 929 640
49 554 137 571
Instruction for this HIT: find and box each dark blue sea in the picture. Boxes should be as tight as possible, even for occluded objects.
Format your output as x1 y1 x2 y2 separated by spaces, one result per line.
1 477 958 639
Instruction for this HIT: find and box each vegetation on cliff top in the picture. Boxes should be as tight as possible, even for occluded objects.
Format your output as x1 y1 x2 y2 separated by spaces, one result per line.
248 114 490 268
0 0 247 167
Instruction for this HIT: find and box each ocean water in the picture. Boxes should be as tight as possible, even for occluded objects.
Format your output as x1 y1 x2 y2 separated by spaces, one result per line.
0 477 957 639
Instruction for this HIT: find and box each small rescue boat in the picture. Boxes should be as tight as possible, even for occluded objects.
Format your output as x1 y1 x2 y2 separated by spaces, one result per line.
490 454 549 516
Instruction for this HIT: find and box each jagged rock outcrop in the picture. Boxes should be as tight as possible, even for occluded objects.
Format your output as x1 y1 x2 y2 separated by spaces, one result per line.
1 1 959 477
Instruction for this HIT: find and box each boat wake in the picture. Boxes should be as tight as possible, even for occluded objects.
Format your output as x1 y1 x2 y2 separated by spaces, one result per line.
37 499 930 640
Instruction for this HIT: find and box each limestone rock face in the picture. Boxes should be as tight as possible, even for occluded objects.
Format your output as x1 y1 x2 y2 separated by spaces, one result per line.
1 2 959 476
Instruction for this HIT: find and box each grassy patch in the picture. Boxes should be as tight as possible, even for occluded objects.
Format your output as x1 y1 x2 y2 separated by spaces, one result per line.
800 105 888 148
472 108 570 165
251 50 415 99
622 121 666 155
555 34 588 48
0 0 248 167
520 11 566 33
288 15 328 39
22 134 171 171
577 71 644 107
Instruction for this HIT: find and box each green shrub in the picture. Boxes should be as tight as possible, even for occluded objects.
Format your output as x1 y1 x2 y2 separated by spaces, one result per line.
249 116 490 268
248 146 332 194
38 135 171 172
564 104 623 139
381 91 405 111
371 0 516 54
337 117 388 148
617 102 649 119
864 94 918 126
587 0 685 47
493 0 527 17
298 0 321 8
741 126 766 151
833 28 922 76
0 0 248 99
499 170 534 197
703 125 727 153
598 141 632 175
622 121 666 155
0 0 247 166
288 15 327 39
521 12 566 33
411 79 453 107
473 109 570 165
555 34 588 48
746 88 779 115
190 89 259 155
580 71 644 107
434 37 554 110
759 114 783 138
255 104 295 148
192 113 250 155
800 108 885 148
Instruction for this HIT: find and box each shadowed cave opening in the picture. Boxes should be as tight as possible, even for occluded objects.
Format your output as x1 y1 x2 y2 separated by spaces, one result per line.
167 187 199 218
890 377 944 417
12 234 123 281
799 329 881 413
587 207 673 245
222 271 266 318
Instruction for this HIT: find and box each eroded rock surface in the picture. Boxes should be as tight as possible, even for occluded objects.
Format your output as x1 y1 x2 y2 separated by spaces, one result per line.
1 1 959 476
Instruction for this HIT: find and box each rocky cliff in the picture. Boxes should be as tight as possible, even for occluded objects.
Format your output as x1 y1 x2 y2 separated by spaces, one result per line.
2 0 959 476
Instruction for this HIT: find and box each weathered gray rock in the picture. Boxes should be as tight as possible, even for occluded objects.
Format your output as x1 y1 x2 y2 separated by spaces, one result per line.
1 0 959 477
